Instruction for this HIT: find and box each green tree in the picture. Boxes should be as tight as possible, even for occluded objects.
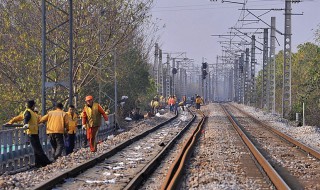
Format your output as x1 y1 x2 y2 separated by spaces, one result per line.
0 0 157 123
292 42 320 124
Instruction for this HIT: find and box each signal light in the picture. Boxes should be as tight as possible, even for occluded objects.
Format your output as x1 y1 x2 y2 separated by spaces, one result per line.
202 62 208 79
172 68 177 74
202 62 207 69
202 70 208 79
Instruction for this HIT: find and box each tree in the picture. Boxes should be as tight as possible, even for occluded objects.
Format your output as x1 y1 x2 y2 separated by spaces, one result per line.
0 0 157 123
291 42 320 124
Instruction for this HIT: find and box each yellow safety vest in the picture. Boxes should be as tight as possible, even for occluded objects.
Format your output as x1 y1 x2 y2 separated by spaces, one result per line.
153 101 159 108
84 103 101 127
67 112 78 134
23 108 38 135
196 97 202 104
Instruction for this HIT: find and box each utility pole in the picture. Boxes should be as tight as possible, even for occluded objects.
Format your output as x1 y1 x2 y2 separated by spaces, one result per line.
159 49 163 96
154 43 159 94
262 28 269 109
215 56 219 102
201 57 204 100
98 8 104 104
250 35 256 107
166 54 170 98
69 1 73 107
176 61 180 98
172 58 176 96
244 48 249 105
41 0 73 115
229 69 233 101
269 17 276 114
282 0 292 118
205 76 208 103
239 53 244 104
180 68 187 98
234 59 239 102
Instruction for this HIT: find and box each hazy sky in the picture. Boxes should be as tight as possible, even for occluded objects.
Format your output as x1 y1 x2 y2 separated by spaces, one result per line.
151 0 320 68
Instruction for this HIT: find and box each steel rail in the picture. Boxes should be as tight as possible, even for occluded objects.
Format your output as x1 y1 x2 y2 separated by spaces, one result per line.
161 110 206 190
123 108 196 190
33 112 179 190
221 104 290 190
228 103 320 159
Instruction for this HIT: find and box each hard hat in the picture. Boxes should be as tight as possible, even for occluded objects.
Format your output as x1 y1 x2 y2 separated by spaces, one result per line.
85 95 93 101
34 107 39 112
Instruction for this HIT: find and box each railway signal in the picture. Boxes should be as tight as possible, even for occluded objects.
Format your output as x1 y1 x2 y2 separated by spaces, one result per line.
202 62 208 79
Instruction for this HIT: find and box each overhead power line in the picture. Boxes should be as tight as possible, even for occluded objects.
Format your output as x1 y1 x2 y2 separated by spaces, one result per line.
152 2 282 12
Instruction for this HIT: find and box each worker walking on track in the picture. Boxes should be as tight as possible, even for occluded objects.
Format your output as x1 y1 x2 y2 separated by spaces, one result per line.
40 102 69 160
65 105 78 155
82 95 109 152
168 95 176 112
150 97 160 115
6 100 51 168
195 95 203 110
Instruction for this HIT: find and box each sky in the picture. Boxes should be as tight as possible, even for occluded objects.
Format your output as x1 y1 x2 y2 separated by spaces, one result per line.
150 0 320 69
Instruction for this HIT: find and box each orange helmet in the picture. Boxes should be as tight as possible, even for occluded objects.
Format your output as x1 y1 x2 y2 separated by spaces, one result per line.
85 95 93 101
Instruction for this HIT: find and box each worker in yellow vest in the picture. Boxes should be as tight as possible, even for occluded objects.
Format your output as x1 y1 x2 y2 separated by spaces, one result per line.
82 95 109 152
150 98 160 115
195 95 203 110
6 100 51 168
159 94 165 108
40 102 69 160
65 105 78 155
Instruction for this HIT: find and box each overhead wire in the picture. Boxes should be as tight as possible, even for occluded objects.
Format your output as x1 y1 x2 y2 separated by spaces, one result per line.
152 1 282 12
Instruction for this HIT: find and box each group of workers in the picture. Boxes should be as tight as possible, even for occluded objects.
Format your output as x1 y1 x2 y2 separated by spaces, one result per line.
6 95 109 168
150 94 204 114
5 93 203 168
149 94 178 114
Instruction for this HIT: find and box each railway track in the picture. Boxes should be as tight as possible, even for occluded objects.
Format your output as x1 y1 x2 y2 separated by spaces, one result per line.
160 110 207 190
223 103 320 190
139 110 206 190
162 103 319 190
174 104 274 189
33 109 203 190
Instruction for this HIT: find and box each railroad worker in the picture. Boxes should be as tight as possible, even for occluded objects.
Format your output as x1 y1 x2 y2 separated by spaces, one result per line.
150 98 155 115
173 95 178 112
150 98 160 115
40 102 69 160
79 111 88 147
178 101 185 112
6 100 51 168
159 93 165 109
168 95 175 112
179 96 186 112
182 95 186 105
82 95 109 152
195 95 202 110
65 105 78 155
